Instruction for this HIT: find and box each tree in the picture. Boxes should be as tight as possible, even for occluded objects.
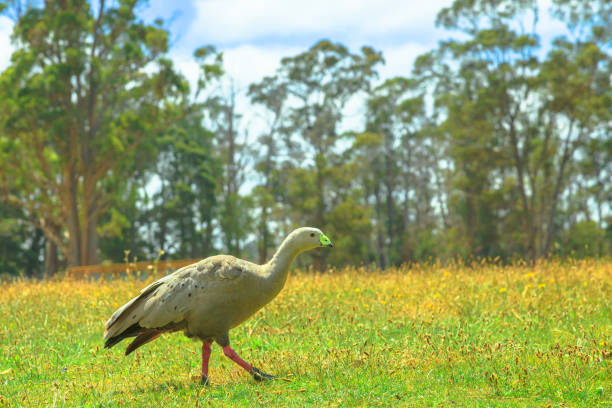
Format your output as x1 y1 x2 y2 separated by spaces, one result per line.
0 201 45 276
257 40 383 269
419 0 611 261
361 79 408 267
551 0 612 45
539 35 611 256
147 110 221 259
205 80 253 257
0 0 188 268
248 75 289 263
97 179 150 263
99 44 225 263
0 0 40 21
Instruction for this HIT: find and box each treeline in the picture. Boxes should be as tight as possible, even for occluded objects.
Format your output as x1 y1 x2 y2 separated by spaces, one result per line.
0 0 610 276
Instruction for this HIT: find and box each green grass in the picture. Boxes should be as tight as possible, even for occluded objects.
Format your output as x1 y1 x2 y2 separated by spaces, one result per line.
1 260 610 407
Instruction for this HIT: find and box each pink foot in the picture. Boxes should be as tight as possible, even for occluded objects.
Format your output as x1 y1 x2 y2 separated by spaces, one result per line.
222 346 276 381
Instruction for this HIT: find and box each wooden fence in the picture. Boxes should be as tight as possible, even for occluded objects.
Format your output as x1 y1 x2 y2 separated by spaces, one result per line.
65 259 199 278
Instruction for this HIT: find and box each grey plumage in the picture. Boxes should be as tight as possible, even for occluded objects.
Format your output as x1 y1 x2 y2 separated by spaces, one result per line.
104 227 333 356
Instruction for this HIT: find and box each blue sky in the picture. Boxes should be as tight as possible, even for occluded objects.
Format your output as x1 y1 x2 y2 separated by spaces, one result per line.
136 0 567 87
1 0 569 90
138 0 462 87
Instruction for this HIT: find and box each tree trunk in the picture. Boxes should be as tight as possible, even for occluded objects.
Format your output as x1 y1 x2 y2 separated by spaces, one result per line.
66 203 82 267
374 182 387 269
39 221 61 277
543 123 577 257
83 214 99 265
45 239 59 277
433 161 449 229
224 98 238 255
312 153 328 271
384 133 395 263
506 116 536 263
258 205 269 264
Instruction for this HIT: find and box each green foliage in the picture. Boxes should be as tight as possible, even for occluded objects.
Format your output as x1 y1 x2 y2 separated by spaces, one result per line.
0 202 44 276
413 0 612 263
146 110 222 259
551 0 612 43
0 0 189 268
562 221 608 258
98 184 150 263
204 80 253 257
325 198 373 266
250 40 383 268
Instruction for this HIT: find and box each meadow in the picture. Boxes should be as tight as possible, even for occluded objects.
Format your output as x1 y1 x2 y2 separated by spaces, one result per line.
0 260 610 407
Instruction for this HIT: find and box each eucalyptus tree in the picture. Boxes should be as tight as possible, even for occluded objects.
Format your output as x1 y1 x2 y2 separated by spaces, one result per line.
0 0 39 20
203 79 253 257
0 0 188 267
362 78 408 266
545 0 612 255
417 0 610 261
255 40 383 269
362 77 439 264
136 45 225 260
95 44 224 264
248 75 289 263
538 35 611 256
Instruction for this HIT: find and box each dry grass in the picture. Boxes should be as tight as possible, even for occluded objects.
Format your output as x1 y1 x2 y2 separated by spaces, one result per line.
1 259 610 407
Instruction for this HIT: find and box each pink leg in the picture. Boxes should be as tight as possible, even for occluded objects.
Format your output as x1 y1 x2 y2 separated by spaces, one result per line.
222 345 252 372
201 342 211 385
202 342 212 376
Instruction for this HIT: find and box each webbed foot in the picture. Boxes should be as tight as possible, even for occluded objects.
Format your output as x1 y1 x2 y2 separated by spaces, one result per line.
251 366 276 382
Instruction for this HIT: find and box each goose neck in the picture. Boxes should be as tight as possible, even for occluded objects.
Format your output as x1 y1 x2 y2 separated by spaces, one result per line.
266 236 301 282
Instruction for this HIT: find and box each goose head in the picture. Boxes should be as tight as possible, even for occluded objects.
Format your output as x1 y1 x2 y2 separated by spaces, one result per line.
288 227 334 251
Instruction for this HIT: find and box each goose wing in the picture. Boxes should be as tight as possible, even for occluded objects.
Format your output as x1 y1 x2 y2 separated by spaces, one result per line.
104 257 245 340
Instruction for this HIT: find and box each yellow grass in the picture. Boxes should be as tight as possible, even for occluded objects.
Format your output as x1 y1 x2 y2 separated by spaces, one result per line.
1 259 610 407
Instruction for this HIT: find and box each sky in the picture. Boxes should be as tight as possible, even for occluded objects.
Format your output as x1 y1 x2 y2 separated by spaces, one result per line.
142 0 567 87
0 0 568 91
147 0 456 86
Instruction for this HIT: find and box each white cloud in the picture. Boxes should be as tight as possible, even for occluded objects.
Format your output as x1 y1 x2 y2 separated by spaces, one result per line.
537 0 570 49
164 0 570 96
378 42 431 80
0 16 14 72
189 0 453 46
169 44 301 105
222 44 300 86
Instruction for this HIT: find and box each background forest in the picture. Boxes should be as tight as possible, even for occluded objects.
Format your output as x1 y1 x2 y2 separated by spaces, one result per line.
0 0 610 276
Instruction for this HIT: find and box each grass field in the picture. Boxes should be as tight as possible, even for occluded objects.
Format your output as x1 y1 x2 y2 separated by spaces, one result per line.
1 260 610 407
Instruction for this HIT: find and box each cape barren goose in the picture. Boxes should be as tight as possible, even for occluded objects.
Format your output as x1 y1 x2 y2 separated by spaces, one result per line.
104 227 333 385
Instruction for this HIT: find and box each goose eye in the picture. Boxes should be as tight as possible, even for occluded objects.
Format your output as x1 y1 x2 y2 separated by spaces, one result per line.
310 233 315 237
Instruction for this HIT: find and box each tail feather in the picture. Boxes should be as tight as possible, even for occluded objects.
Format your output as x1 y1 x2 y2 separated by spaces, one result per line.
104 276 172 341
104 323 142 349
104 274 186 355
105 320 184 354
125 331 163 355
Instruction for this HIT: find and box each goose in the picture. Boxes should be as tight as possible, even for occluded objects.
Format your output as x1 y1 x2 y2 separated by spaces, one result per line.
103 227 333 385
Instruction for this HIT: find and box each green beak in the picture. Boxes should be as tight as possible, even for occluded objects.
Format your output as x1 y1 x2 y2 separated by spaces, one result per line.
319 234 333 248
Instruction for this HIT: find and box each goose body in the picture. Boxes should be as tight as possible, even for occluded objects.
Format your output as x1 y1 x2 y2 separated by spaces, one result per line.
103 227 333 383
